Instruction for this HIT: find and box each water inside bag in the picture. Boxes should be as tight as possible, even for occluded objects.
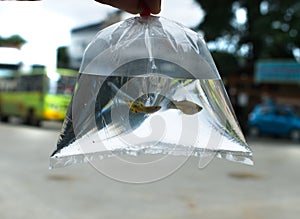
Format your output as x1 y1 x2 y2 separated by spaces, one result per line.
51 72 253 168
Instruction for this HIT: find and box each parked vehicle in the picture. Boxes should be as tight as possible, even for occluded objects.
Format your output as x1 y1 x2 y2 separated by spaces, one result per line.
0 65 77 126
248 104 300 141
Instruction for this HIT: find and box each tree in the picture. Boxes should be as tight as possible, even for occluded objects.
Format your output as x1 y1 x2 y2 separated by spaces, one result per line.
0 35 26 48
211 51 239 77
195 0 300 72
57 46 70 69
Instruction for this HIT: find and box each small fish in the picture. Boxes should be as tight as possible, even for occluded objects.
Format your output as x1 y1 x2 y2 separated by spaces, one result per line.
125 100 161 114
167 100 202 115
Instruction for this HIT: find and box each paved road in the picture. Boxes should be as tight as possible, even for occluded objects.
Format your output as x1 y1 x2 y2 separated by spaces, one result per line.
0 122 300 219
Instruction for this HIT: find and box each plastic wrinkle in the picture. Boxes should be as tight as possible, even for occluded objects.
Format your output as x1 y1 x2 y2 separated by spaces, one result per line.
50 146 253 169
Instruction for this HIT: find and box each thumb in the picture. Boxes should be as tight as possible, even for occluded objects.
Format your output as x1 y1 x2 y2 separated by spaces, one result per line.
143 0 161 14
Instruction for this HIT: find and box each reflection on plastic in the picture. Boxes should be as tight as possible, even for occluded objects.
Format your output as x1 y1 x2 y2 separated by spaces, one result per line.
50 15 253 183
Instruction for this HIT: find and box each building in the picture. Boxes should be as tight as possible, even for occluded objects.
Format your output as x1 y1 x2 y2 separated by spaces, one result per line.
226 59 300 118
68 11 123 70
254 60 300 106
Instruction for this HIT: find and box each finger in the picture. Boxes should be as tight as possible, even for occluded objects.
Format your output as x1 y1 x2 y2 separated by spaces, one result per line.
144 0 161 14
95 0 141 14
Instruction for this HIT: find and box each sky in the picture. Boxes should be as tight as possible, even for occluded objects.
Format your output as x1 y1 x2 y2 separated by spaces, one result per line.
0 0 203 70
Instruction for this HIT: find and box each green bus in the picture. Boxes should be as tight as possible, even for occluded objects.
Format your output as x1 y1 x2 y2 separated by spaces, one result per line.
0 65 77 126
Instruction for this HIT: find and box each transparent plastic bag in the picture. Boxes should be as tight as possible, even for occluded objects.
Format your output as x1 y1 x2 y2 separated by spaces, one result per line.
50 15 253 170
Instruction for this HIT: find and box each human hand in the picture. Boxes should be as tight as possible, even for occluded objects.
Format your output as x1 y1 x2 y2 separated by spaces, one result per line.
95 0 161 15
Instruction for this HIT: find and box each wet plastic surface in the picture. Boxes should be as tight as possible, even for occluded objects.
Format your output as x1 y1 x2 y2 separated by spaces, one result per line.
50 16 253 169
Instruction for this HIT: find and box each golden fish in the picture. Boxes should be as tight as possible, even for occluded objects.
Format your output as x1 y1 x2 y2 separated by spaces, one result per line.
125 100 161 114
168 100 202 115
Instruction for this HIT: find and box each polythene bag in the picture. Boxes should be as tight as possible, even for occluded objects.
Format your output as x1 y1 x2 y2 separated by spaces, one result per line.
50 15 253 169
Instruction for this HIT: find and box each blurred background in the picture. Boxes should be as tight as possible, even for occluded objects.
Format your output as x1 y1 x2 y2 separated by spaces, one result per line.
0 0 300 219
